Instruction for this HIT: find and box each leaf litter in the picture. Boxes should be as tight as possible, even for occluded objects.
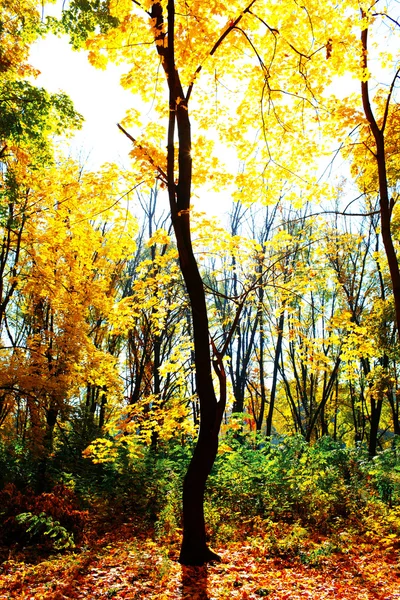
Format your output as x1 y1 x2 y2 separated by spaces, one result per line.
0 523 399 599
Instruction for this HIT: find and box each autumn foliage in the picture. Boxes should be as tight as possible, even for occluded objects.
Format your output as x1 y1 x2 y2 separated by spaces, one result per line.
1 0 400 595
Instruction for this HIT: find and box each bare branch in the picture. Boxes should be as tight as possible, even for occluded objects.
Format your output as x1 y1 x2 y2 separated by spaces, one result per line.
117 122 168 183
186 0 258 102
381 68 400 133
372 12 400 29
361 17 380 138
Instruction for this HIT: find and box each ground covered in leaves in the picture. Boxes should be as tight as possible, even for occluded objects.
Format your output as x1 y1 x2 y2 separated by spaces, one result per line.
0 519 399 600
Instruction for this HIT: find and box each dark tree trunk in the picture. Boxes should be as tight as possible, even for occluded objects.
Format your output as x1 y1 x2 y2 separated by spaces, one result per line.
37 406 59 492
266 310 284 437
173 179 225 565
387 387 400 436
368 396 383 458
307 355 340 441
149 0 226 565
179 424 222 564
361 24 400 340
98 386 107 429
333 377 339 441
359 22 400 455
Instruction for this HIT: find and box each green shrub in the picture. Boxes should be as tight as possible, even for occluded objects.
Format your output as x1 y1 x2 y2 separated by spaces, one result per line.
206 433 400 536
15 512 75 550
0 483 87 547
364 441 400 506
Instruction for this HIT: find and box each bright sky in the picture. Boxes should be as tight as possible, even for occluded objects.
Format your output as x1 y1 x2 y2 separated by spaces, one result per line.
29 31 234 217
29 4 386 219
29 33 135 169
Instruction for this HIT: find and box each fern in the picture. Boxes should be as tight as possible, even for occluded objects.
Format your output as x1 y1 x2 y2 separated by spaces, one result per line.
15 512 75 550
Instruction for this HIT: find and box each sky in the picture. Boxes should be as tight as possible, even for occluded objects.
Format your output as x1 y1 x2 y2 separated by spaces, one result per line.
29 30 234 218
29 33 135 169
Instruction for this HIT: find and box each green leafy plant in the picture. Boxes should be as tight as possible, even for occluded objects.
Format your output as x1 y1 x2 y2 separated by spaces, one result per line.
15 511 75 550
0 483 87 548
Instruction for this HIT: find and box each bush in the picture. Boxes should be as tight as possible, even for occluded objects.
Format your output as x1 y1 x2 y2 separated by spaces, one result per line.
2 431 399 552
0 440 38 489
0 483 87 548
206 433 400 536
364 441 400 506
15 512 75 551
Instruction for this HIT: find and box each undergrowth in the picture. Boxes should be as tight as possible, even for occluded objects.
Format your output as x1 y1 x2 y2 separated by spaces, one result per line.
0 434 399 559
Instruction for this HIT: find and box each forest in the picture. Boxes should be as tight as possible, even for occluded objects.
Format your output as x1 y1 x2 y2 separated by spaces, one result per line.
0 0 400 598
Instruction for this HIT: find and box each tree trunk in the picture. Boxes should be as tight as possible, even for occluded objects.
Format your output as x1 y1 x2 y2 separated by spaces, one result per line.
37 406 58 492
179 427 221 564
266 310 284 437
173 211 225 564
368 396 383 458
150 0 226 565
387 387 400 436
361 24 400 339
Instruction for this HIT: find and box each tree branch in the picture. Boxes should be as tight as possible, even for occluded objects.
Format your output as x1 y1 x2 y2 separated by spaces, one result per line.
117 123 168 183
186 0 259 102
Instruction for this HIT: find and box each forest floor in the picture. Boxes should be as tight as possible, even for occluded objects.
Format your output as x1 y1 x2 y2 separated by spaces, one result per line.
0 518 399 600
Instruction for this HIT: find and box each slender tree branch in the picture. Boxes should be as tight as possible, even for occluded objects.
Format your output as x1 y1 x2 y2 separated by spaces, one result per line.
361 19 380 138
381 68 400 133
117 123 168 183
186 0 258 102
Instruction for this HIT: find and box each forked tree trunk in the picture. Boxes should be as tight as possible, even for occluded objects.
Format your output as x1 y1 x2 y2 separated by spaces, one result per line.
361 24 400 340
266 310 284 437
360 23 400 455
149 0 226 565
173 211 225 565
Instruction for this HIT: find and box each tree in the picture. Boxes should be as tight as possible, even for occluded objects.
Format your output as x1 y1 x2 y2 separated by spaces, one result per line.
0 0 84 470
117 191 195 446
0 158 137 486
359 9 400 339
56 0 400 562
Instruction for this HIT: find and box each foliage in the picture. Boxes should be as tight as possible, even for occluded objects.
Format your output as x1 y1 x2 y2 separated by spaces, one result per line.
0 483 87 548
0 511 399 599
1 436 400 597
0 79 83 160
207 433 400 539
15 511 75 551
49 0 120 50
2 0 400 581
367 441 400 506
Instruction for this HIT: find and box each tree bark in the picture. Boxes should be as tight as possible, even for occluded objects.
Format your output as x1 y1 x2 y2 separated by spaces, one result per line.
266 310 284 437
150 0 226 565
361 24 400 339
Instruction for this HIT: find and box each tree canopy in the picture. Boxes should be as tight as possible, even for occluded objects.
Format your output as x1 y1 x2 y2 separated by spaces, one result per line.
0 0 400 587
